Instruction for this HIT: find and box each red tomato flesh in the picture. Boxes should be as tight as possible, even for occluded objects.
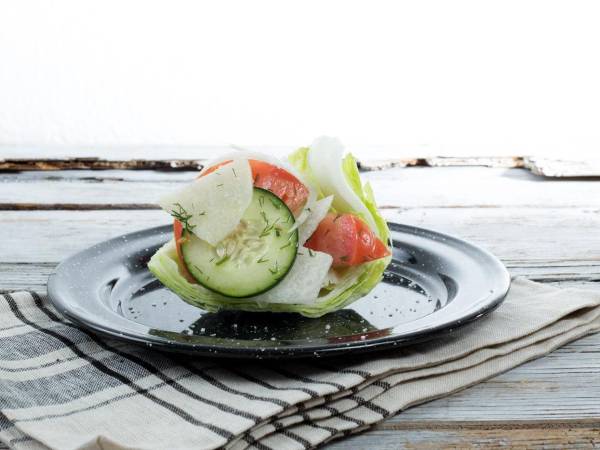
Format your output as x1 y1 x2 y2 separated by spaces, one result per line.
304 213 390 268
249 160 309 215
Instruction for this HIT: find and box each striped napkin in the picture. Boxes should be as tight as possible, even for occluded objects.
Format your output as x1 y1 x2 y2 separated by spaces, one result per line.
1 278 600 450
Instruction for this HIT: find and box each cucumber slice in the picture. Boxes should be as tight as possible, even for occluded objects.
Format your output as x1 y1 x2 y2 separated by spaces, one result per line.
181 188 299 297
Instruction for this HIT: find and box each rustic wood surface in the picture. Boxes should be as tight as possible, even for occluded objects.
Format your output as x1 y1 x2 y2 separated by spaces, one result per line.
0 152 599 449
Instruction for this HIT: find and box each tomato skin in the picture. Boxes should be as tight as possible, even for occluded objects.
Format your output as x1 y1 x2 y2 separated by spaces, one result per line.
174 164 224 281
249 160 309 215
199 160 232 177
173 219 197 283
305 213 390 268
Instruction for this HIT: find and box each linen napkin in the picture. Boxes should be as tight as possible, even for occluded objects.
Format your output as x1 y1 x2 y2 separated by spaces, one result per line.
1 278 599 450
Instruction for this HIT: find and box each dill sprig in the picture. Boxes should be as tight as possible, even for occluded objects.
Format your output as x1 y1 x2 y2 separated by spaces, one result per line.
260 210 269 224
259 218 280 237
170 203 196 232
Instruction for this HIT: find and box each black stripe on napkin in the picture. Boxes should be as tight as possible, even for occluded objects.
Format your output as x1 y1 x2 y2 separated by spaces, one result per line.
5 293 234 441
228 368 321 399
272 421 313 449
273 367 391 418
182 363 291 409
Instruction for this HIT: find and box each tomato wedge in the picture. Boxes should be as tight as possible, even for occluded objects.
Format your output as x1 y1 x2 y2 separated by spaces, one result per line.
304 213 390 268
174 159 310 281
249 160 309 215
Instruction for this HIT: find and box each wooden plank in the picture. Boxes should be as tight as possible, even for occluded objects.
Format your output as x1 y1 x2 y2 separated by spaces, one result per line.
525 157 600 178
0 157 204 172
367 166 600 209
0 263 56 293
2 167 600 209
0 146 524 169
2 208 599 263
390 333 600 422
326 420 600 449
0 210 168 263
387 207 600 263
0 169 195 182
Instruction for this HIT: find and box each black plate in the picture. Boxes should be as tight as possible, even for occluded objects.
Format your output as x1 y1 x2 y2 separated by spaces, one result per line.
48 223 510 359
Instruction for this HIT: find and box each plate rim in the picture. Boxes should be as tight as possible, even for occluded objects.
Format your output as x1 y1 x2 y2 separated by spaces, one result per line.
47 223 511 359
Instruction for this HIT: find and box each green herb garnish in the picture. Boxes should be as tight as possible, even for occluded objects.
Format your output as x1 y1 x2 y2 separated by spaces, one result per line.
260 210 268 224
170 203 196 232
259 218 280 237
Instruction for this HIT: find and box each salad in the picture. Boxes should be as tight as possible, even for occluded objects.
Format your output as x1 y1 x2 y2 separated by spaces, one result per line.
148 136 391 317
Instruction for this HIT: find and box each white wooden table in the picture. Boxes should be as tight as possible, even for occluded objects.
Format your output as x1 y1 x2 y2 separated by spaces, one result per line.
1 151 599 448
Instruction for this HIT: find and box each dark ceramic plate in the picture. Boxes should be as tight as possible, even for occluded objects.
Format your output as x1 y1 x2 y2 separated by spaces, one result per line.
48 223 510 359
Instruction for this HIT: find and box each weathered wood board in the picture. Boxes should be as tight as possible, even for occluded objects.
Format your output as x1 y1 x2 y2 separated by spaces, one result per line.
2 207 599 264
1 160 599 449
3 167 600 210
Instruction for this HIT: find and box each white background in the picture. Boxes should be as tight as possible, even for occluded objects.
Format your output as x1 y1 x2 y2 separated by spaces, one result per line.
1 0 600 157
